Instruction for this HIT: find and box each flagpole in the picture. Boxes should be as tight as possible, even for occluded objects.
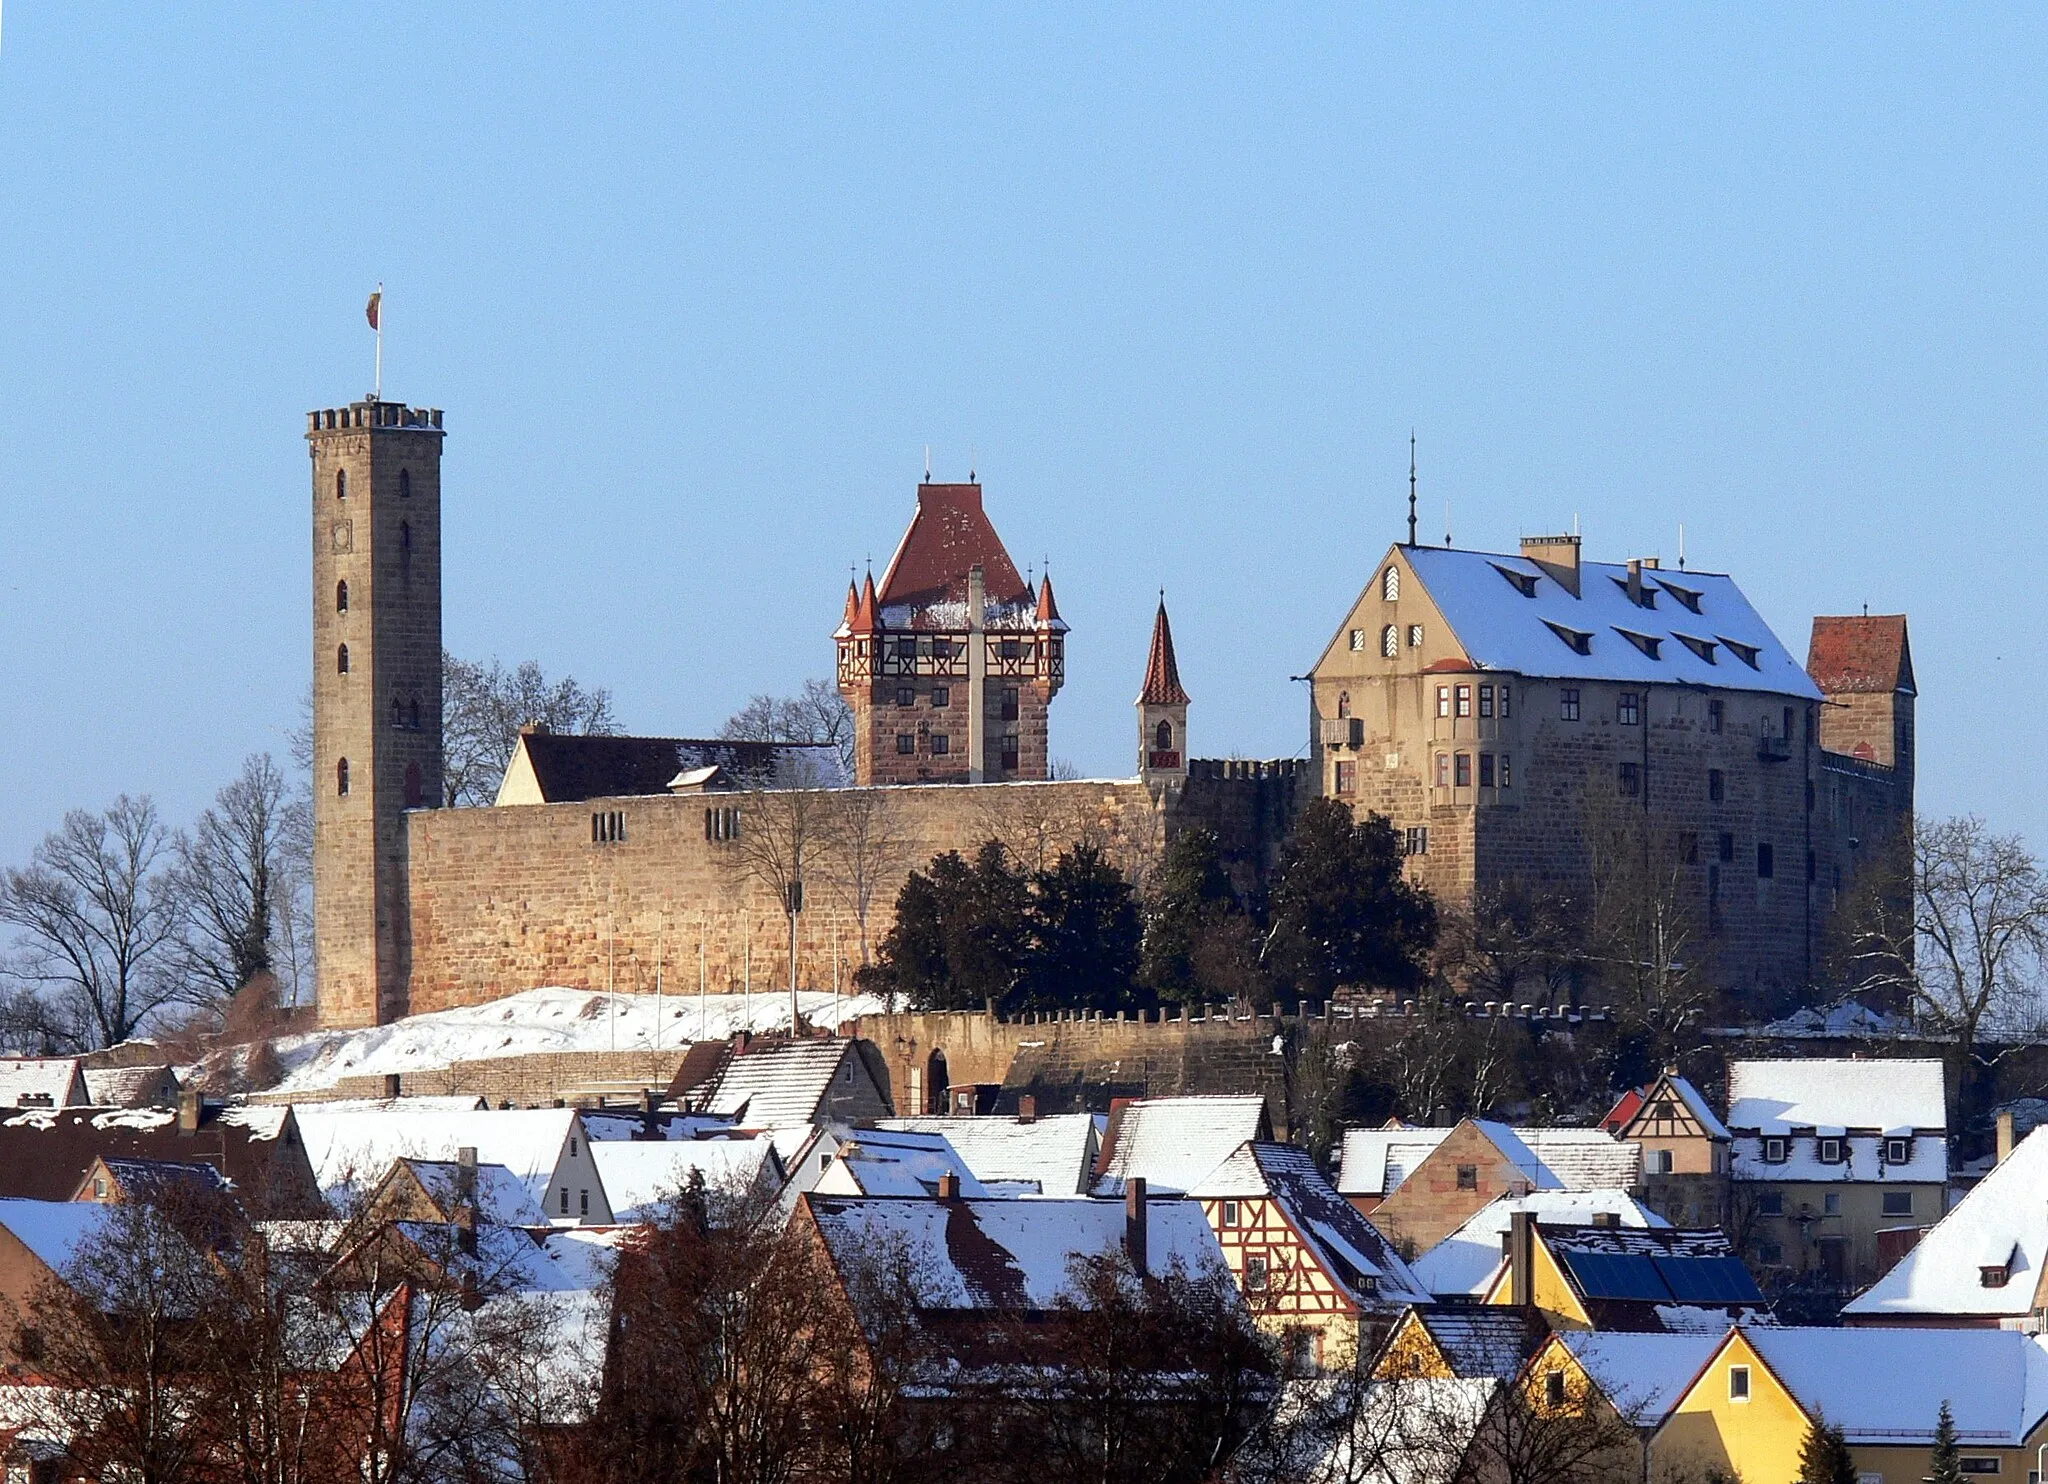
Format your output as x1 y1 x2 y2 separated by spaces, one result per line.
373 282 384 400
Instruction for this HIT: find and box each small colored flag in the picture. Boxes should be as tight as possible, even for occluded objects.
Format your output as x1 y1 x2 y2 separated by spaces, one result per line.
365 290 381 331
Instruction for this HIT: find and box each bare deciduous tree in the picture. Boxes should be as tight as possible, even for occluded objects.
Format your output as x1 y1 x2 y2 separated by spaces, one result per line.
820 787 914 967
726 776 842 1024
443 651 619 806
1436 881 1586 1008
1584 802 1717 1068
172 753 302 1007
720 676 856 783
0 795 190 1048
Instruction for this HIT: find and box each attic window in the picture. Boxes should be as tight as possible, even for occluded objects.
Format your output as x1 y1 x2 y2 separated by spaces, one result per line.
1675 634 1718 664
1491 563 1539 598
1610 575 1659 609
1615 629 1663 660
1719 637 1762 669
1659 580 1704 614
1543 620 1594 656
1982 1263 2012 1289
1762 1136 1788 1163
1885 1137 1912 1164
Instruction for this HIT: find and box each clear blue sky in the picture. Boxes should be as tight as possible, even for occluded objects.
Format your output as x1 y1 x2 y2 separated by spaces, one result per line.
1 8 2043 864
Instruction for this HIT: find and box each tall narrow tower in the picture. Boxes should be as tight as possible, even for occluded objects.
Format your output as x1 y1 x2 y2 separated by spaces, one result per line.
1137 598 1190 793
307 398 446 1028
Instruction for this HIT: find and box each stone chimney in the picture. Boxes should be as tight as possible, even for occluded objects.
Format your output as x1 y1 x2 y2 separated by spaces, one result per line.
1520 535 1582 598
1125 1177 1148 1276
456 1146 478 1203
1509 1209 1536 1306
1018 1094 1037 1125
1998 1110 2016 1165
937 1172 961 1201
1626 558 1645 607
177 1088 201 1136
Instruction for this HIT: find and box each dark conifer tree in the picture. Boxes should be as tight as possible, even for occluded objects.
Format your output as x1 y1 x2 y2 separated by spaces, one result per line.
1023 844 1143 1011
1264 798 1437 998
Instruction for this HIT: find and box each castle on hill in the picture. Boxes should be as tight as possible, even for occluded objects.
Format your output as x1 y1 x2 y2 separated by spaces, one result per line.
306 392 1908 1040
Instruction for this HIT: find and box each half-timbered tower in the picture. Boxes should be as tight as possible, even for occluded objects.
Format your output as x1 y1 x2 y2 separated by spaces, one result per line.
836 481 1066 785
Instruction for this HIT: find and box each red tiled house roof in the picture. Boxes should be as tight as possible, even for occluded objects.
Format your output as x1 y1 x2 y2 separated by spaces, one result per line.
1807 615 1915 695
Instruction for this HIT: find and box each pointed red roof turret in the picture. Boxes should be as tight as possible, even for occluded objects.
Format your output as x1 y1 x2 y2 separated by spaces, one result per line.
854 571 881 631
1036 573 1063 625
1138 600 1190 706
840 579 861 629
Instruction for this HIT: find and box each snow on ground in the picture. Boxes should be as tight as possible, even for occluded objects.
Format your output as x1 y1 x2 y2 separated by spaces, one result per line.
266 985 888 1093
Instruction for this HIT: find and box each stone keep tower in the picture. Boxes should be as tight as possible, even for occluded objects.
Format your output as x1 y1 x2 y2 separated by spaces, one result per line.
308 398 446 1028
836 481 1066 786
1137 598 1189 793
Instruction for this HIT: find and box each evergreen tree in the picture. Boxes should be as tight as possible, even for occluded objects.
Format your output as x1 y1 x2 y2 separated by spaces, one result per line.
861 843 1031 1011
1140 828 1235 1005
1929 1400 1961 1484
1796 1414 1857 1484
1264 799 1437 998
1023 844 1143 1012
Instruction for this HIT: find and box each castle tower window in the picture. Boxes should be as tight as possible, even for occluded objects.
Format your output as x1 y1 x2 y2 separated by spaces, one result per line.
336 758 350 796
1499 684 1512 717
1455 685 1471 718
896 687 915 707
896 733 915 754
1334 760 1356 794
1001 733 1019 771
1618 693 1640 725
1454 753 1471 788
931 733 951 755
1349 629 1367 651
1407 623 1424 647
1478 753 1496 788
1478 685 1494 719
1757 842 1775 879
1403 826 1429 856
1155 720 1173 752
1382 624 1399 658
1560 688 1580 721
1001 687 1019 721
1719 832 1735 862
337 644 350 675
1709 698 1724 732
1618 761 1641 797
1436 687 1450 719
1336 692 1351 719
1383 567 1399 602
405 763 424 808
1709 769 1725 802
931 686 950 707
1435 754 1450 788
409 696 421 730
399 468 411 499
335 469 347 501
336 580 349 613
391 695 404 728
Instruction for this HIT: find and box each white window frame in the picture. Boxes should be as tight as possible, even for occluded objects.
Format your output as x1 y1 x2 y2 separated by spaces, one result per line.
1728 1365 1750 1402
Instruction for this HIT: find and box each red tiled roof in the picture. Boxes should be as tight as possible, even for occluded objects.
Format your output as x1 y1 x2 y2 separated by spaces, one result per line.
1138 601 1190 706
1600 1088 1645 1136
1808 615 1915 696
1035 573 1062 625
876 483 1031 618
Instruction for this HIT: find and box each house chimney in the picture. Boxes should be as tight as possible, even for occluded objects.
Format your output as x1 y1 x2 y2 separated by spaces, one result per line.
1509 1210 1536 1307
1998 1110 2016 1165
1125 1177 1148 1277
1018 1094 1038 1125
639 1087 660 1140
937 1172 961 1201
177 1088 201 1136
967 564 987 784
382 1073 401 1100
1626 558 1645 607
456 1146 478 1202
1519 535 1582 598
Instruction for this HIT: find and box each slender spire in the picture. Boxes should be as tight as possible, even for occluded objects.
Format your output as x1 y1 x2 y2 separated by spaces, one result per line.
1035 572 1064 626
1138 596 1190 706
1407 431 1418 547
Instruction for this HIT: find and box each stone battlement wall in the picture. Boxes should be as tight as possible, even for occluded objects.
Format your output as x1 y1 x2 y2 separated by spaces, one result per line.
250 1047 695 1108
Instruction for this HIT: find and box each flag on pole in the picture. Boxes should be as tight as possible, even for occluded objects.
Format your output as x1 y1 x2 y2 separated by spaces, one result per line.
365 290 381 331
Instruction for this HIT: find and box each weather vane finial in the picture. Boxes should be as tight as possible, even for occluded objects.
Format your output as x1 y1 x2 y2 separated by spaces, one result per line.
1407 430 1419 547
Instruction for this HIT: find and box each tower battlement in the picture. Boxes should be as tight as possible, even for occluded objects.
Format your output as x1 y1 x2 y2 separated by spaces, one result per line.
307 402 444 434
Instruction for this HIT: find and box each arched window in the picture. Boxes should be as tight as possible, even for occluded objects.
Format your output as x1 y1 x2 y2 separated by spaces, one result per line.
336 758 350 796
408 695 422 730
925 1049 950 1115
1155 719 1173 752
336 644 349 675
335 469 347 501
398 468 411 499
400 520 412 552
1383 566 1399 601
391 695 404 728
1337 692 1352 719
404 762 424 808
1382 624 1399 657
335 579 348 613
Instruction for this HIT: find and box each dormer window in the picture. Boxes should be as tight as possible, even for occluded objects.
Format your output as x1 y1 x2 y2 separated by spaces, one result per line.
1719 637 1762 669
1983 1263 2012 1288
1762 1136 1788 1164
1543 620 1594 656
1885 1137 1912 1164
1616 629 1663 660
1818 1137 1844 1164
1658 579 1704 614
1675 634 1718 664
1491 563 1539 598
1383 567 1400 602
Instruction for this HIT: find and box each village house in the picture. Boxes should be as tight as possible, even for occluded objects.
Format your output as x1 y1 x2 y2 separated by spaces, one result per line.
811 1128 988 1198
1601 1068 1734 1228
1726 1057 1948 1290
0 1061 87 1111
1373 1306 1553 1382
692 1036 895 1128
1092 1094 1272 1197
1484 1211 1769 1333
1524 1330 1726 1468
1409 1190 1668 1299
881 1105 1101 1195
585 1134 783 1223
357 1152 552 1228
70 1156 233 1207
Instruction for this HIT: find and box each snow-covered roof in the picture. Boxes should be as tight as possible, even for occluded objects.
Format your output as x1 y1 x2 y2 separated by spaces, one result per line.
1553 1331 1725 1426
80 1065 176 1108
1093 1095 1270 1196
813 1129 988 1199
0 1198 118 1276
1191 1142 1430 1308
1744 1327 2048 1444
1388 544 1821 700
1655 1076 1732 1141
1291 1376 1497 1484
1845 1125 2048 1320
805 1194 1227 1307
216 1105 293 1141
1336 1122 1638 1199
1412 1191 1669 1297
581 1109 738 1143
880 1114 1099 1195
0 1059 85 1109
293 1104 580 1207
702 1039 885 1128
1726 1058 1946 1134
1336 1127 1455 1198
1404 1308 1550 1379
587 1136 780 1222
540 1227 631 1290
397 1158 549 1226
1730 1130 1947 1184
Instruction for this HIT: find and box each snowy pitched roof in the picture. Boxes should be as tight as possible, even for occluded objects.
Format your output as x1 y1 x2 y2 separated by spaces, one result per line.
1845 1125 2048 1321
1192 1142 1430 1308
0 1198 119 1276
804 1194 1227 1308
293 1105 581 1208
0 1059 86 1110
1412 1191 1669 1298
1727 1058 1946 1134
1386 544 1821 700
873 482 1035 627
880 1113 1099 1195
395 1158 549 1226
1403 1308 1551 1379
1337 1122 1638 1199
1093 1095 1271 1196
813 1129 988 1199
1553 1331 1727 1427
81 1065 178 1108
1742 1327 2048 1444
1336 1127 1455 1198
701 1039 891 1128
587 1136 780 1222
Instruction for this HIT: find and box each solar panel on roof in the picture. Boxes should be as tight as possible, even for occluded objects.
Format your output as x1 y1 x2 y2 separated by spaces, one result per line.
1562 1250 1672 1302
1650 1255 1762 1304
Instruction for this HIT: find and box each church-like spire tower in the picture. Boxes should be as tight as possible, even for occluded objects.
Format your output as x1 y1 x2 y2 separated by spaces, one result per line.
1137 596 1190 791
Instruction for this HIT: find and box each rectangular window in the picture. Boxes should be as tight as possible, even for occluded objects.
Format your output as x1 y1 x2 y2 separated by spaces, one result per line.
1245 1255 1269 1291
579 1189 589 1217
1545 1371 1566 1408
931 686 950 707
896 686 916 707
1499 684 1512 718
1478 685 1494 718
1719 832 1735 862
1708 768 1724 802
1679 832 1698 863
1758 1191 1784 1215
1618 761 1641 797
1350 629 1368 651
896 637 917 659
1819 1138 1842 1164
1759 1242 1784 1264
931 733 951 755
1454 754 1471 788
1560 688 1581 721
1455 684 1472 718
1001 734 1020 771
1762 1137 1788 1164
1619 692 1640 725
559 1188 569 1216
1885 1137 1912 1164
1499 754 1513 789
932 639 953 660
1222 1200 1239 1227
1729 1365 1750 1402
1455 1164 1478 1191
1961 1460 2002 1475
1001 638 1021 659
1435 754 1450 788
1709 699 1724 733
895 733 916 754
1479 753 1496 788
704 807 742 841
1783 706 1795 741
590 811 626 844
1882 1191 1913 1217
1404 826 1430 856
1757 842 1775 879
1334 760 1357 795
1001 687 1020 721
1437 686 1451 718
